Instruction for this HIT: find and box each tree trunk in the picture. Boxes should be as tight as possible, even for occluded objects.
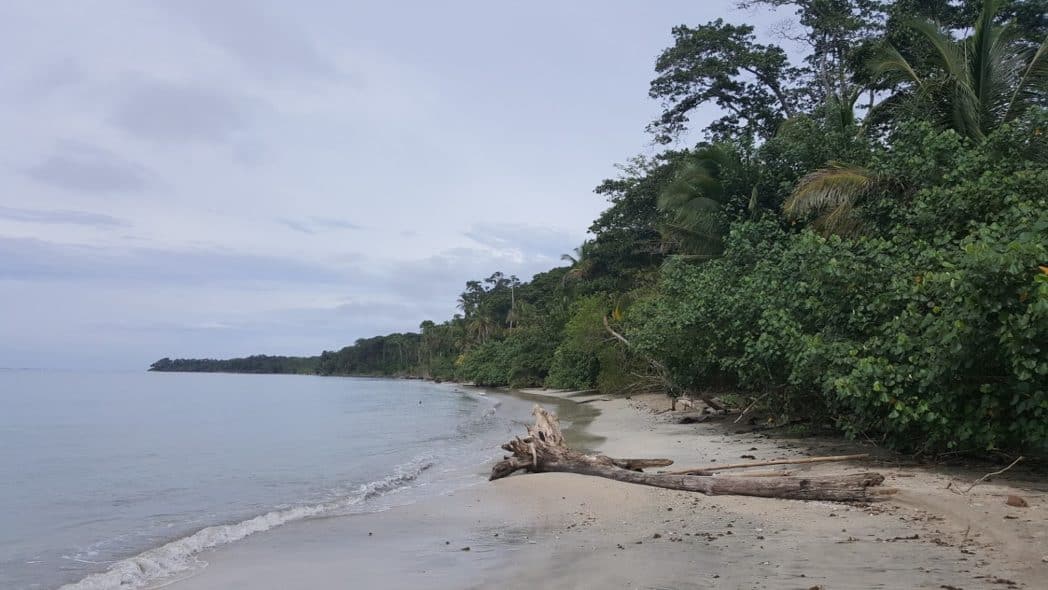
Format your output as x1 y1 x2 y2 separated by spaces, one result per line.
491 405 887 502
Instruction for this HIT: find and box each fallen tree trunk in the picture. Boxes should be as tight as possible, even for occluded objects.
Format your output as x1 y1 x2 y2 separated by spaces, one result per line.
491 405 888 502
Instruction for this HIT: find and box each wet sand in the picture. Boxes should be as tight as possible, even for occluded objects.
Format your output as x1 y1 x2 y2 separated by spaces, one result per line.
165 390 1047 590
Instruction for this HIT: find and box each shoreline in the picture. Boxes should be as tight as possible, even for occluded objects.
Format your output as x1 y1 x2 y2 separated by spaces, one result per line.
162 388 1047 590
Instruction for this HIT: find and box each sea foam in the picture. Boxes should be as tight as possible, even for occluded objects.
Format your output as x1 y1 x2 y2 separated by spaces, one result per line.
59 457 434 590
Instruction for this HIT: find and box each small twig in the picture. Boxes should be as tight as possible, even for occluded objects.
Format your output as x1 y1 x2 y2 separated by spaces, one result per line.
733 392 770 424
964 456 1023 493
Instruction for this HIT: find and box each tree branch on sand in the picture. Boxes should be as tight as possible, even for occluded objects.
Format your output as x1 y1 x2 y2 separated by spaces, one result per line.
491 405 891 502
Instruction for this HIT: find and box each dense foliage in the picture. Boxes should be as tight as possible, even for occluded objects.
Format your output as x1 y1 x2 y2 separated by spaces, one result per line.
153 0 1047 455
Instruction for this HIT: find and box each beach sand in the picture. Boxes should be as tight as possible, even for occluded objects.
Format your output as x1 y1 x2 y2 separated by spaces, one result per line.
166 390 1047 590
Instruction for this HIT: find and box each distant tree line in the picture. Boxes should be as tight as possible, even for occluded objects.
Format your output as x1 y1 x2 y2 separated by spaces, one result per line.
149 355 319 375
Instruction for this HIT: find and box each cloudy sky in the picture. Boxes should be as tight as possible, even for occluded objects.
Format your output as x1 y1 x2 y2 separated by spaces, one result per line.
0 1 790 370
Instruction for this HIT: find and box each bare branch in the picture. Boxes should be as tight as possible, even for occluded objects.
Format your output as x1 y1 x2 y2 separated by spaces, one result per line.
964 456 1024 493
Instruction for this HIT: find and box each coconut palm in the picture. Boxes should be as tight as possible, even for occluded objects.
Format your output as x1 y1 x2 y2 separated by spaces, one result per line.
786 0 1046 236
466 313 497 345
560 241 595 284
505 301 535 329
657 144 749 258
871 0 1048 142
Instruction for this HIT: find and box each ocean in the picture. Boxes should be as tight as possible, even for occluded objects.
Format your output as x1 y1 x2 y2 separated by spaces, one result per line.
0 370 539 590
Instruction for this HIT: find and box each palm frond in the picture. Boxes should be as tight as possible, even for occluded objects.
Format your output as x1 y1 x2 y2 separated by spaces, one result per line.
816 199 862 236
656 145 742 257
784 165 874 216
1004 36 1048 121
909 19 969 84
784 164 875 236
870 44 925 88
667 198 727 241
970 0 1003 100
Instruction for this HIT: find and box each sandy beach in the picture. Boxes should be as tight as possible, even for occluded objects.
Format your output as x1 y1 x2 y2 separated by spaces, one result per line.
165 389 1047 590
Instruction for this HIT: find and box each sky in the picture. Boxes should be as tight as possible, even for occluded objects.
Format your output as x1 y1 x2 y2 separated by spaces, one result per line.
0 1 792 370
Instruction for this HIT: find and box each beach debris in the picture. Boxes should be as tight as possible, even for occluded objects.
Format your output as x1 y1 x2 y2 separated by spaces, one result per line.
736 469 794 477
677 413 708 424
964 456 1024 493
666 453 871 476
490 405 891 502
1005 495 1028 507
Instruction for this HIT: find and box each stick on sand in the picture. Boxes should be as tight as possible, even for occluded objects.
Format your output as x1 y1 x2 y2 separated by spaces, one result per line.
666 453 869 476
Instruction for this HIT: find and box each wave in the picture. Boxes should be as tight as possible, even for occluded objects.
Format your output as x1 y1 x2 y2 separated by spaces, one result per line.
59 457 435 590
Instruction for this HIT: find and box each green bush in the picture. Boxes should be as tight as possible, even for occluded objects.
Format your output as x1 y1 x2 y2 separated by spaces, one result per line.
455 325 557 388
545 295 644 393
546 296 607 390
627 120 1048 453
832 196 1048 452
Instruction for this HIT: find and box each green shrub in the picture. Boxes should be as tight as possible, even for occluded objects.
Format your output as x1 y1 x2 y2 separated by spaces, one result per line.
627 119 1048 453
455 325 557 388
546 296 607 390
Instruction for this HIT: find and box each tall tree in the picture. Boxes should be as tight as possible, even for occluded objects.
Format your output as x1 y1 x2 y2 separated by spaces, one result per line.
648 20 801 142
737 0 882 104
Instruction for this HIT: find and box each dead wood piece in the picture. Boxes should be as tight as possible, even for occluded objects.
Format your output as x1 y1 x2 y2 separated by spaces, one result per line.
611 458 675 471
735 469 794 477
677 413 708 424
490 405 887 502
733 392 769 424
666 453 869 476
964 456 1024 493
601 315 723 412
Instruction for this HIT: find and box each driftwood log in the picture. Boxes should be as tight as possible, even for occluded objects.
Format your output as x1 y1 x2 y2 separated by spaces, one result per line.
490 405 887 502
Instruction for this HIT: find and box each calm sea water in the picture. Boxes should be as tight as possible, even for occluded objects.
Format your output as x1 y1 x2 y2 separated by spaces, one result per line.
0 370 533 590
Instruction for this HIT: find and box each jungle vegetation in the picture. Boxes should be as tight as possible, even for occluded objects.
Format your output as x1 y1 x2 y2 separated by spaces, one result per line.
153 0 1047 455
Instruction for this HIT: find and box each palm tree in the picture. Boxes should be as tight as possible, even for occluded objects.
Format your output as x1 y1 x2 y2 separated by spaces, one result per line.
505 301 534 329
871 0 1048 142
560 241 595 284
466 313 498 345
786 0 1046 236
657 144 750 258
559 247 582 265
